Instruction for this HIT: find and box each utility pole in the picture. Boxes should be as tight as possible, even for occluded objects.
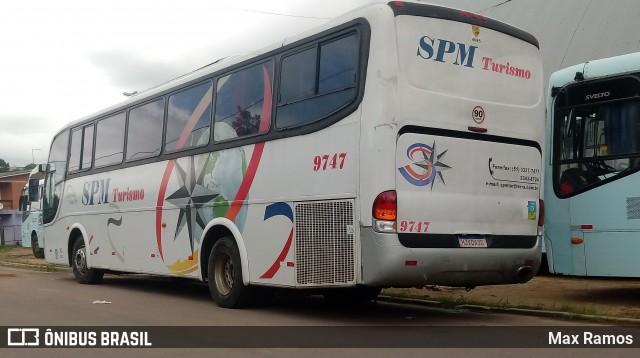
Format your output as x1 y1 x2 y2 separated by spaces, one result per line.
31 148 41 164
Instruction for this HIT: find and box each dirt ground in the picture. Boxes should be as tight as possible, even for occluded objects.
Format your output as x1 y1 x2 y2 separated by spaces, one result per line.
2 246 640 320
384 276 640 320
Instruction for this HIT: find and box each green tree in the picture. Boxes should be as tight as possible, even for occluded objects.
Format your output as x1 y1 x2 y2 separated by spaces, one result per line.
0 158 9 172
23 163 37 170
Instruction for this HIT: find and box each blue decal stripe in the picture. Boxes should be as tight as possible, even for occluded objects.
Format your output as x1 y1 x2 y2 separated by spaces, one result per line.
264 202 294 222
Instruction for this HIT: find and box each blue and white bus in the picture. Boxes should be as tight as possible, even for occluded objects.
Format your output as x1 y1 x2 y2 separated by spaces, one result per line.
544 52 640 277
36 1 544 308
19 167 44 258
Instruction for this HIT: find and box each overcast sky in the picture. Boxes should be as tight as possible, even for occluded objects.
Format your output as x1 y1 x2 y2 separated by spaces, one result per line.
0 0 372 167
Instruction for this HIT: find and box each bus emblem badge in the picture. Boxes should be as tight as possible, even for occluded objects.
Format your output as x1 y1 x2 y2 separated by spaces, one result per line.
472 25 480 38
398 142 451 189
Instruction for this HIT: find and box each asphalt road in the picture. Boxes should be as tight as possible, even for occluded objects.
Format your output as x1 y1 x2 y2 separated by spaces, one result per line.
0 266 638 357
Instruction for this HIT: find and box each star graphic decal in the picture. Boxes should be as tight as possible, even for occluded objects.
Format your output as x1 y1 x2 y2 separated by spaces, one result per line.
411 141 452 190
165 156 218 253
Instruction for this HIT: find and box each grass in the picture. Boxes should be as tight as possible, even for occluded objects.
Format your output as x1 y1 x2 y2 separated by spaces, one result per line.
44 264 58 272
0 247 65 273
429 295 607 317
554 303 602 316
0 245 16 253
383 287 635 320
627 312 640 320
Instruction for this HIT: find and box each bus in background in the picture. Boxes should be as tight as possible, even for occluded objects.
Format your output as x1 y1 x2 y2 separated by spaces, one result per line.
36 1 544 308
19 166 45 258
545 52 640 277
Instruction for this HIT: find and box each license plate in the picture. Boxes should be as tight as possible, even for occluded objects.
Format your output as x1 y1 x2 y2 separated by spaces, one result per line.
458 235 488 248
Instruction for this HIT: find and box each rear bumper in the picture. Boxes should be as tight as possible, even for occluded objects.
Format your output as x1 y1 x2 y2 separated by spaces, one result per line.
360 227 541 287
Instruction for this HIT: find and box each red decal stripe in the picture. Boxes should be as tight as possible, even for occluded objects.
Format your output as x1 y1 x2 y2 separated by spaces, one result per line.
258 66 272 133
156 160 175 260
176 86 213 149
225 64 272 221
225 143 264 221
405 164 432 180
260 228 294 279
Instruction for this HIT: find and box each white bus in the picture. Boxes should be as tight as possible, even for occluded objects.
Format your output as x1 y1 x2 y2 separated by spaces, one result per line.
19 167 45 258
37 1 544 308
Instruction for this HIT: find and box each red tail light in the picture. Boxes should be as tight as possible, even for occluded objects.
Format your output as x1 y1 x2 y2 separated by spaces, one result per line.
538 199 544 226
373 190 397 221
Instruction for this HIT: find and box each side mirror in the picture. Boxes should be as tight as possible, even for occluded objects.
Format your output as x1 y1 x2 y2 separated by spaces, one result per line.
31 163 55 174
28 179 40 202
19 195 26 211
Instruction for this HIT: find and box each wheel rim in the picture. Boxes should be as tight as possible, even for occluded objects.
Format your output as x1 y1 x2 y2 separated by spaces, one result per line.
74 246 88 276
214 252 234 296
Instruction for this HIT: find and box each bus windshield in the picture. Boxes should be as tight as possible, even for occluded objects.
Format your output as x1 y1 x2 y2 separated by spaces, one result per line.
554 99 640 196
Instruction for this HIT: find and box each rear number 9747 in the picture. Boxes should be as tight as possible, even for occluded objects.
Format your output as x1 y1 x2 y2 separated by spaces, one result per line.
399 221 430 233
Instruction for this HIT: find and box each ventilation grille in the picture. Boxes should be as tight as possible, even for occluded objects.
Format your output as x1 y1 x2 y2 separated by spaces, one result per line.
627 197 640 219
295 200 355 286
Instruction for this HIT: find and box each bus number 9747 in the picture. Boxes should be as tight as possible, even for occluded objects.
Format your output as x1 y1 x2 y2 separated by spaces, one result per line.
399 220 430 233
313 153 347 171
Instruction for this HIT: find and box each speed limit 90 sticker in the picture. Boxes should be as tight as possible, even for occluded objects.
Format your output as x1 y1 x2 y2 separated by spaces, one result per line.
472 105 485 124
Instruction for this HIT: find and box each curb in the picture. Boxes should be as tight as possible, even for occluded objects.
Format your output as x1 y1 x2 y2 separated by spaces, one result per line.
378 295 640 326
0 260 71 273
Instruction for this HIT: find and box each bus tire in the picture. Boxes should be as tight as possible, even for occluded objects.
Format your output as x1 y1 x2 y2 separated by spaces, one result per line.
208 237 253 308
31 232 44 259
72 238 104 284
538 253 550 276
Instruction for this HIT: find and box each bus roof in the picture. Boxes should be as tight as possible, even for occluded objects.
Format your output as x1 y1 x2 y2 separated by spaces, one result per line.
57 0 537 134
549 52 640 91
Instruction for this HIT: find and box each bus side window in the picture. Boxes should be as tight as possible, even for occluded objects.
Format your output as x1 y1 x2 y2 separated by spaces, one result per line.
126 98 165 162
214 62 272 141
166 81 213 152
68 125 94 173
95 112 126 168
276 33 359 129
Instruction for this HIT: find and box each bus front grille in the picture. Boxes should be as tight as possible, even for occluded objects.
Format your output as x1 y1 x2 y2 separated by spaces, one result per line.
294 200 355 286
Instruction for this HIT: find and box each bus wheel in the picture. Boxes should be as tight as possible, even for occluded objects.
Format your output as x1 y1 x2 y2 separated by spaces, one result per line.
324 287 382 304
72 239 104 284
208 237 253 308
538 253 550 276
31 233 44 259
